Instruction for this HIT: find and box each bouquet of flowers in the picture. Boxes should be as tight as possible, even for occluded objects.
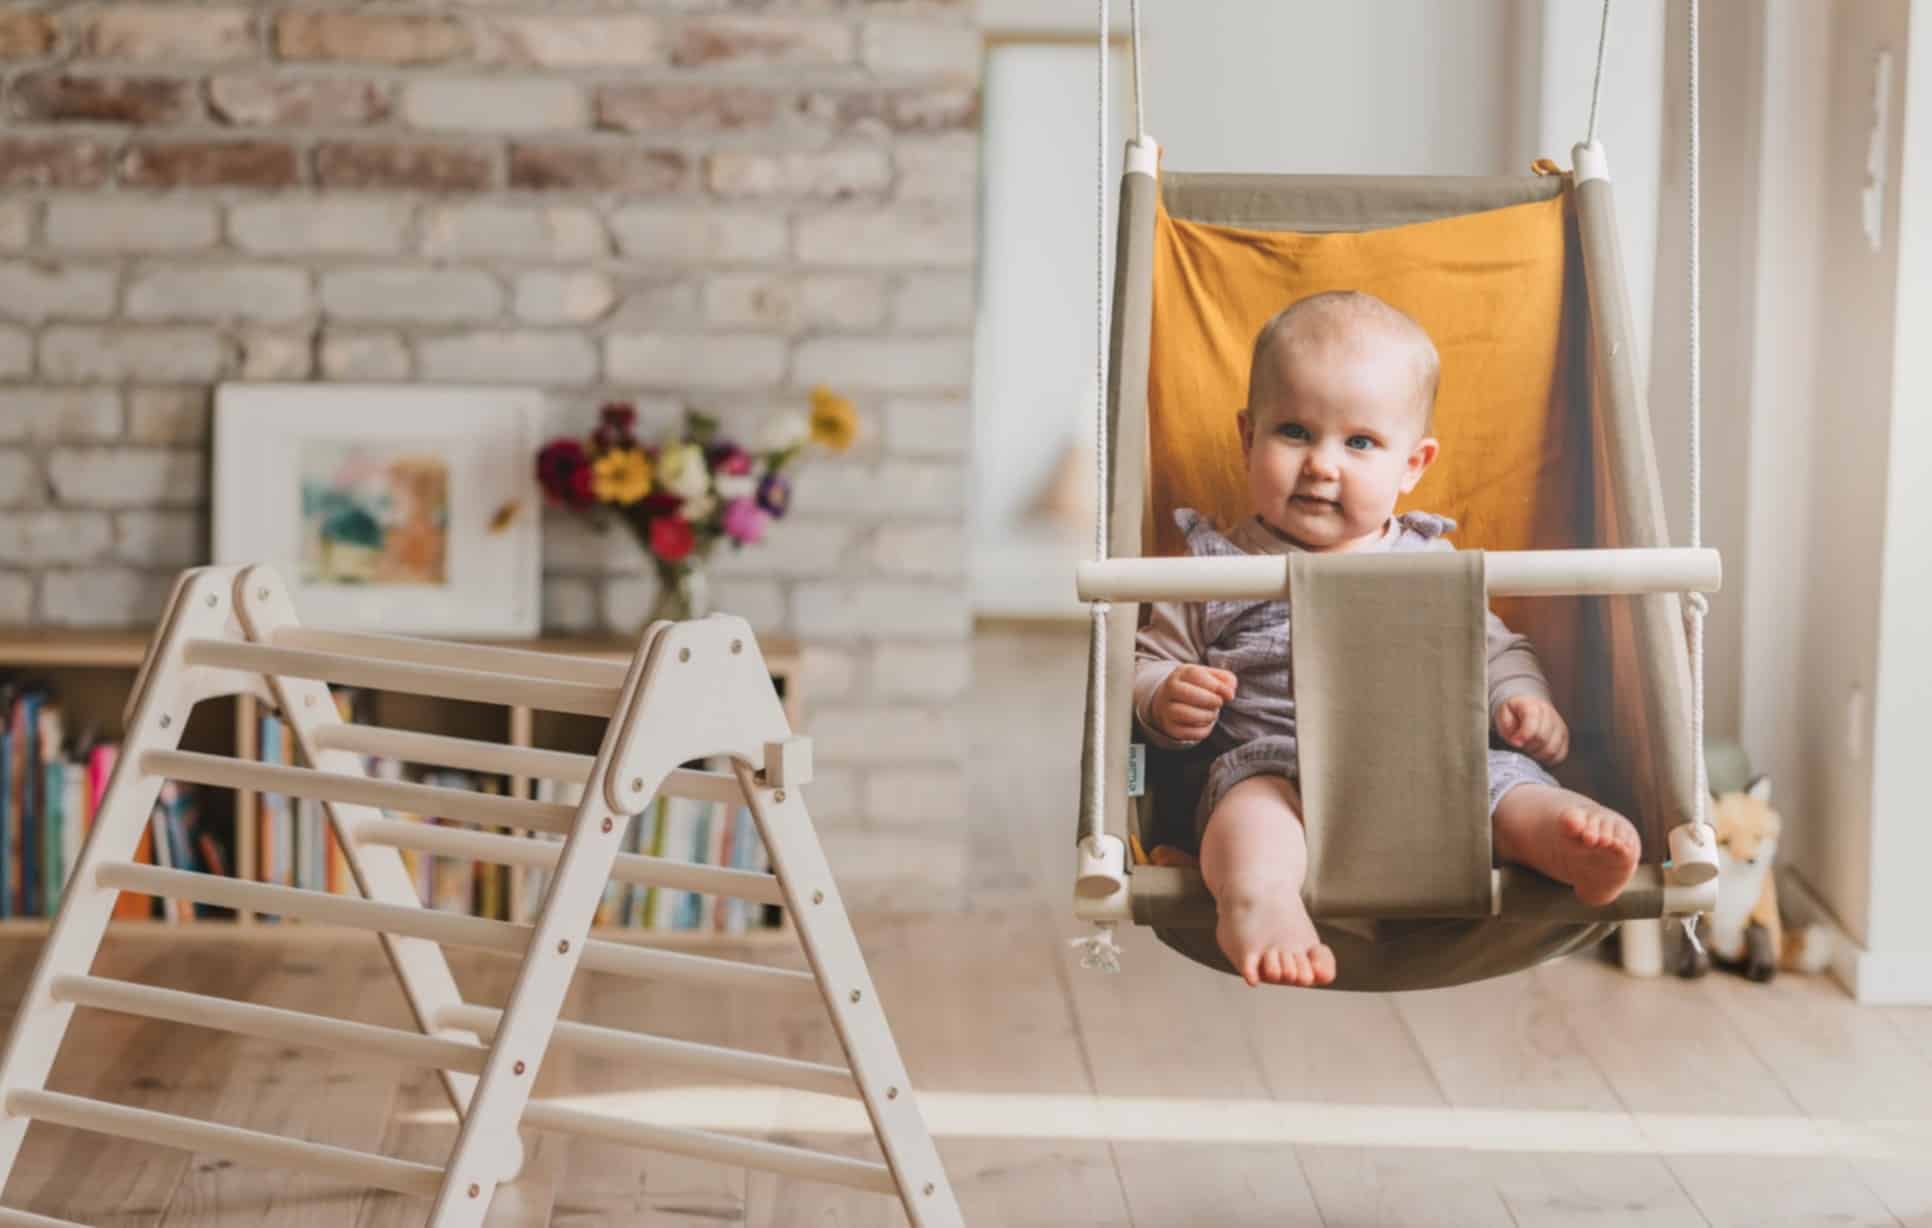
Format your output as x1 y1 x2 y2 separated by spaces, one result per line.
536 387 858 624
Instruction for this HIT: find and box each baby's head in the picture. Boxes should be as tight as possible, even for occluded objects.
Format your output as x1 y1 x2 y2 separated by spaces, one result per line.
1237 290 1441 551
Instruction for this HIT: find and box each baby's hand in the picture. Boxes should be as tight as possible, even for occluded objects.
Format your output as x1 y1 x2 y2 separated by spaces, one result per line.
1152 664 1237 743
1496 694 1569 765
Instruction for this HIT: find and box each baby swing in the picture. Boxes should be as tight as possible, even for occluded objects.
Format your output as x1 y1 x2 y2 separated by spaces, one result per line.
1070 0 1726 991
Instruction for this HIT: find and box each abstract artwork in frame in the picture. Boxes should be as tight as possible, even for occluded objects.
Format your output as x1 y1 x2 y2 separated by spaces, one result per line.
212 384 545 638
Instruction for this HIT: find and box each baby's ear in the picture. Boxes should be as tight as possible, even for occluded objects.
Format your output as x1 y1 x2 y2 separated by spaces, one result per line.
1236 409 1254 453
1401 435 1440 491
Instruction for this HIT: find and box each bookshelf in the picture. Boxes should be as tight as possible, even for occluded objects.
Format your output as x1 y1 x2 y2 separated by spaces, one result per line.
0 626 801 943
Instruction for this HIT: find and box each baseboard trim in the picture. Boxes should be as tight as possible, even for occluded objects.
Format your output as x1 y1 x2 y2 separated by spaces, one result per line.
1781 871 1932 1005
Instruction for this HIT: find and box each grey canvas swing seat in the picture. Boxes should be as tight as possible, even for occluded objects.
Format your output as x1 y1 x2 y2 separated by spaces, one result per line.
1069 145 1725 993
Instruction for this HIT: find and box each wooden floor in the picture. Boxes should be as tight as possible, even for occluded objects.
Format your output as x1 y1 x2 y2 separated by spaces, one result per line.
2 625 1929 1226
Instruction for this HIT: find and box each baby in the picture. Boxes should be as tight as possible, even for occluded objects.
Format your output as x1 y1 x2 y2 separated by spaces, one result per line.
1134 290 1641 988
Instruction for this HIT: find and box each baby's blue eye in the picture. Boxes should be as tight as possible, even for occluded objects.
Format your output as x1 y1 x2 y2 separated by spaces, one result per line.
1278 422 1309 440
1346 435 1376 451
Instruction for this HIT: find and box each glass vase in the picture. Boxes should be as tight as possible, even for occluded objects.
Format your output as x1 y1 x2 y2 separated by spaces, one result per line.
647 557 710 624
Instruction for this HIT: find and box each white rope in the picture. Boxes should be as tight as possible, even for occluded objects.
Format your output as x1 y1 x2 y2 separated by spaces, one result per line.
1587 0 1612 146
1129 0 1146 144
1685 0 1711 923
1078 0 1113 914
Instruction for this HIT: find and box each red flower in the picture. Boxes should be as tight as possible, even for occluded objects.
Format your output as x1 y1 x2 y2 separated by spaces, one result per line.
536 439 593 508
650 515 695 562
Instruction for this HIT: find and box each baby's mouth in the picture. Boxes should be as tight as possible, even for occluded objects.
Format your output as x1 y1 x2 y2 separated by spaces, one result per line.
1291 494 1340 512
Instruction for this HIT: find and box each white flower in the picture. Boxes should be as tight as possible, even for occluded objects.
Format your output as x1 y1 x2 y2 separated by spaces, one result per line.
760 412 809 452
715 473 757 500
682 493 715 521
658 443 710 499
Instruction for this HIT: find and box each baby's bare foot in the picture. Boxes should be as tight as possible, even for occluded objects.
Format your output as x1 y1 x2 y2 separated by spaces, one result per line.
1551 806 1641 906
1216 884 1336 988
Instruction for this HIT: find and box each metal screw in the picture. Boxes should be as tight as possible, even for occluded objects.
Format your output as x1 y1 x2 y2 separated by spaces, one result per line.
256 586 269 601
849 989 862 1003
678 647 691 663
205 593 217 608
601 817 613 833
923 1183 935 1197
887 1086 899 1100
731 639 743 654
468 1184 480 1199
158 714 172 729
631 777 643 792
775 789 786 803
513 1060 525 1076
557 940 570 953
304 694 315 708
812 890 824 905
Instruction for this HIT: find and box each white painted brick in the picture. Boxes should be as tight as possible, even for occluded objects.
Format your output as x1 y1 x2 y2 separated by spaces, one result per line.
707 148 891 200
798 766 859 824
40 327 224 382
320 331 410 381
872 641 970 700
0 571 28 623
609 207 787 264
0 389 121 443
863 766 968 826
709 518 851 578
870 522 964 577
321 268 501 323
45 197 218 252
513 271 615 324
540 575 596 633
0 201 29 250
884 397 969 456
239 329 314 380
0 327 28 378
671 17 854 70
229 197 411 255
894 137 977 202
47 447 205 508
402 78 588 133
793 579 967 639
544 512 639 573
606 333 786 388
812 829 967 911
0 510 114 564
126 265 311 324
891 272 973 330
475 15 662 68
861 20 980 80
0 454 40 506
127 387 209 443
810 702 962 762
795 207 972 267
40 567 174 627
710 576 784 631
0 262 116 322
794 335 969 391
603 571 655 631
87 7 255 63
608 277 700 327
416 331 597 384
798 643 860 702
423 203 606 261
114 508 202 567
704 273 886 331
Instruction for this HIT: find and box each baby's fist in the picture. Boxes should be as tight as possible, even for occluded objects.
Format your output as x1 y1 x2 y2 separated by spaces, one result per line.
1496 694 1569 765
1152 664 1237 743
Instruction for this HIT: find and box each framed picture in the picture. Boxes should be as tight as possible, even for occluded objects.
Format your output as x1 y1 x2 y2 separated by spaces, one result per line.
212 384 545 638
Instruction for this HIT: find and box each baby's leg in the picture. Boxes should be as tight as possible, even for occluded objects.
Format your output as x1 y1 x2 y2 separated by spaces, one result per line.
1492 783 1640 907
1200 775 1336 987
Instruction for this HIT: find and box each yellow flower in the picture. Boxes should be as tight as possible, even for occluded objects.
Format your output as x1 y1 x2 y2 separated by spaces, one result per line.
808 386 859 451
591 448 652 505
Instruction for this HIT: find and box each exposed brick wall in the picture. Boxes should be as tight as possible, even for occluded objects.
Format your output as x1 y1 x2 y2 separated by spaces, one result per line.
0 1 979 904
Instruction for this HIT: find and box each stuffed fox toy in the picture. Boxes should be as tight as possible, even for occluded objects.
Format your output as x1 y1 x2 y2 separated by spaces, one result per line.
1677 774 1832 982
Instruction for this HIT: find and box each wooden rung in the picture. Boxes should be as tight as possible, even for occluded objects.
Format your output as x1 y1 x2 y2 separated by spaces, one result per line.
270 626 629 688
143 749 579 836
355 818 786 906
310 725 751 808
97 863 816 994
520 1101 897 1195
181 638 622 717
5 1089 444 1199
0 1206 89 1227
438 1003 856 1100
51 975 487 1075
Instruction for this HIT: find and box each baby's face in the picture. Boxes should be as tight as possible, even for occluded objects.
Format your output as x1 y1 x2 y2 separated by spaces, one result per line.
1239 336 1437 551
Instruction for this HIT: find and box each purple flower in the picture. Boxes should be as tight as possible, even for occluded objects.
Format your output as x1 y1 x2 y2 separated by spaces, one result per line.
757 473 791 518
721 497 768 545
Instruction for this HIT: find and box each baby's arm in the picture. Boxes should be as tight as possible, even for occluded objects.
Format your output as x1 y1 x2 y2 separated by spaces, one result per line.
1134 600 1227 747
1485 611 1552 716
1486 610 1568 762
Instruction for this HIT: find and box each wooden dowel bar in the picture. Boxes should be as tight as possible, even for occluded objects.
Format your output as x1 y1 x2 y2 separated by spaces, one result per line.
314 725 595 785
519 1101 896 1195
437 1004 856 1100
98 863 814 994
4 1090 444 1199
143 749 579 836
1074 546 1722 602
181 639 621 717
269 626 629 688
51 975 487 1075
356 819 785 906
0 1206 88 1227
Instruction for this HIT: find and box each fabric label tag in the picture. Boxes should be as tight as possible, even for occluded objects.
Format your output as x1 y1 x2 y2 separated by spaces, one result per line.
1127 743 1146 797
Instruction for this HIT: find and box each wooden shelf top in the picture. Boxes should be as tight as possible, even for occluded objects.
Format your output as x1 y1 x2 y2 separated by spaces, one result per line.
0 627 800 672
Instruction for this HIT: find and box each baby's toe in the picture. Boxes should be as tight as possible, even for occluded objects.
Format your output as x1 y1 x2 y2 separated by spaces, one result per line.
1259 949 1285 986
1310 944 1337 986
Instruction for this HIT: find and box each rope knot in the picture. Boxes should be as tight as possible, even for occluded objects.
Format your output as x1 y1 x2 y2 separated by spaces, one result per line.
1686 592 1709 617
1070 923 1121 973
